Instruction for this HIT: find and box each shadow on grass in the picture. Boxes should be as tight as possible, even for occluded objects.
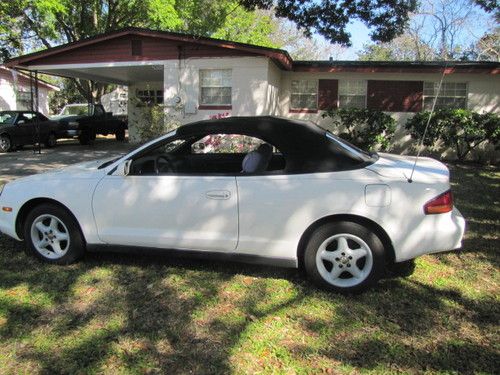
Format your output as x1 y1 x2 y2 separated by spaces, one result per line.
0 236 498 374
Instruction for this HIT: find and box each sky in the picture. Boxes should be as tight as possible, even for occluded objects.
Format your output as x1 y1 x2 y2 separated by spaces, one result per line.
345 20 371 59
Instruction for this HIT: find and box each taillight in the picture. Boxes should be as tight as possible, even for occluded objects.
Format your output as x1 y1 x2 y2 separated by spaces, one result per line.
424 190 453 215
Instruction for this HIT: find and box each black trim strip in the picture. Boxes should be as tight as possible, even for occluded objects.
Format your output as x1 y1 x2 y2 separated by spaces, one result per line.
86 244 298 268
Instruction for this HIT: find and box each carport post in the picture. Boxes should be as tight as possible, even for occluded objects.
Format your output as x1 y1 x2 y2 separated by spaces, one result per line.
29 70 41 154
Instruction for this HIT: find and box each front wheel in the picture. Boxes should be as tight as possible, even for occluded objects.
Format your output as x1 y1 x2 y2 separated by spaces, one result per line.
24 203 85 264
0 135 12 152
304 221 386 294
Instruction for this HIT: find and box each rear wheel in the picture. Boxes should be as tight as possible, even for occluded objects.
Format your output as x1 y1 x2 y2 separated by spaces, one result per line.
0 135 11 152
304 221 386 294
45 132 57 148
115 128 125 141
24 203 85 264
79 129 95 145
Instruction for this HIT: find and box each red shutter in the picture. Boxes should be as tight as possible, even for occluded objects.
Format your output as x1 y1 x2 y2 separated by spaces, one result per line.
367 80 423 112
318 79 338 110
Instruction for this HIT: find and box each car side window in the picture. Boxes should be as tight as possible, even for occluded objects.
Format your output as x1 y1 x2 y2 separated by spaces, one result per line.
130 134 286 176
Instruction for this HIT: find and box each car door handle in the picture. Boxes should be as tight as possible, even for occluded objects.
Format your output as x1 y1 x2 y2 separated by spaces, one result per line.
206 190 231 200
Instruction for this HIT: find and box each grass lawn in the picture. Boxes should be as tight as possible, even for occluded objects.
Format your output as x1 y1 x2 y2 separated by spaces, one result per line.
0 164 498 374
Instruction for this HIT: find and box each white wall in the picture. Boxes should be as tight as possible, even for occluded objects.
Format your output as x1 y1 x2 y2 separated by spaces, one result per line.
168 56 273 121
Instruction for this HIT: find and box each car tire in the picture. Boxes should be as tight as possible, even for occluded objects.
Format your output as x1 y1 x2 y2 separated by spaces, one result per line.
23 203 85 265
45 132 57 148
304 221 386 294
0 134 12 152
79 130 95 145
115 128 125 141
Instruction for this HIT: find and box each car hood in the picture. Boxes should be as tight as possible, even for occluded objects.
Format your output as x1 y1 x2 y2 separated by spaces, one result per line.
366 153 449 183
7 157 116 186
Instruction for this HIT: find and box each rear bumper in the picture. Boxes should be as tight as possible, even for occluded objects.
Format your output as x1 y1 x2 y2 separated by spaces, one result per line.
394 207 466 262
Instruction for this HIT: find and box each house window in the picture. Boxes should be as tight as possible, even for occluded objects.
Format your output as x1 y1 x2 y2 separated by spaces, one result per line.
423 82 467 110
136 89 163 106
290 80 318 110
339 80 367 109
200 69 232 106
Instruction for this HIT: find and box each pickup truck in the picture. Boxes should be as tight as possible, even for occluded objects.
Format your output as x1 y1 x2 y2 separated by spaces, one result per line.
52 104 127 145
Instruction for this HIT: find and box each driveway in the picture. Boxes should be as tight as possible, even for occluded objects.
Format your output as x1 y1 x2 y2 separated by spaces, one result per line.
0 138 134 182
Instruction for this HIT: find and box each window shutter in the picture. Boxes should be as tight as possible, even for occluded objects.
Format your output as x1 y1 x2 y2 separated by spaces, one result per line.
318 79 338 110
367 80 423 112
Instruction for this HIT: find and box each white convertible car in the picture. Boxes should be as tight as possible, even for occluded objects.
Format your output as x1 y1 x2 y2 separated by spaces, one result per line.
0 116 465 293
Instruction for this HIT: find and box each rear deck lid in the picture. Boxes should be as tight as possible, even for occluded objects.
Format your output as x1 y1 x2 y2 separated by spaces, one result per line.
366 153 450 184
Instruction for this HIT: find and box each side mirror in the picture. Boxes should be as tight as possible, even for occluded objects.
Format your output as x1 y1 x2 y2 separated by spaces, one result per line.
17 120 25 125
115 160 132 176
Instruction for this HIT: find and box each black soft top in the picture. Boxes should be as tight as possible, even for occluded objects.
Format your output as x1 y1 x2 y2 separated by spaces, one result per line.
176 116 372 173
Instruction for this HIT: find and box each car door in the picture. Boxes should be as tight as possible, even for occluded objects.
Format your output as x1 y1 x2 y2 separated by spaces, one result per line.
92 169 239 252
15 113 35 144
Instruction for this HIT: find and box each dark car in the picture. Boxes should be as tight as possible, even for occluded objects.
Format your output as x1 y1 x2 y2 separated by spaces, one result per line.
53 104 127 145
0 111 65 152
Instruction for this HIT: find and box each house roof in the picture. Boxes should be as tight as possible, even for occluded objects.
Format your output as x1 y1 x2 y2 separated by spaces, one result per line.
4 27 499 75
5 27 293 70
293 60 500 74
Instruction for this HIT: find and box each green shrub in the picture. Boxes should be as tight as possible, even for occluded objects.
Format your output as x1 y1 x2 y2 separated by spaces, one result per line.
132 102 181 142
321 108 396 151
405 109 500 161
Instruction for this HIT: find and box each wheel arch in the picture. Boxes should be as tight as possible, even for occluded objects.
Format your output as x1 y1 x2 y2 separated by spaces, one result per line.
15 197 85 243
297 214 395 270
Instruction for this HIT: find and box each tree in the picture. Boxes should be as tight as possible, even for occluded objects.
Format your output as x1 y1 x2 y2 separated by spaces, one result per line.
474 27 500 61
358 34 436 61
241 0 419 45
357 0 497 61
268 16 347 60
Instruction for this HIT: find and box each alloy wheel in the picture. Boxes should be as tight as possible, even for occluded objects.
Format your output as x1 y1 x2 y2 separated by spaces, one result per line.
315 233 373 287
30 214 70 259
0 136 11 152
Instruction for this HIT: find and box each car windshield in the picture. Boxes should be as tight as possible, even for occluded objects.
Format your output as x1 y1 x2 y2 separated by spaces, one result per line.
0 112 17 125
60 105 89 116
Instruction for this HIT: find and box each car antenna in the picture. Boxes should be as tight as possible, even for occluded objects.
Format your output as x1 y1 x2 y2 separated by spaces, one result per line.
408 61 449 183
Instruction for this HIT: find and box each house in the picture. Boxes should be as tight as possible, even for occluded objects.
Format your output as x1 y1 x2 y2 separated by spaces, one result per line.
5 28 499 154
0 66 58 115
